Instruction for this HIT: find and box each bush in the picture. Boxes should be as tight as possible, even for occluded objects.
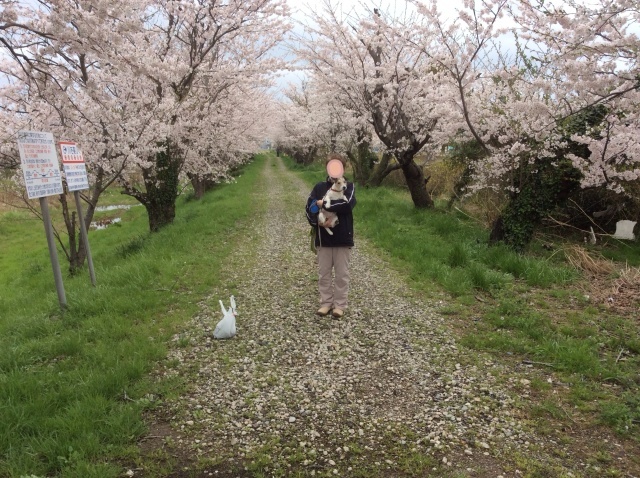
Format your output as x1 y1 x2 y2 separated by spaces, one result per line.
459 188 506 229
558 185 640 234
379 155 466 201
424 159 466 200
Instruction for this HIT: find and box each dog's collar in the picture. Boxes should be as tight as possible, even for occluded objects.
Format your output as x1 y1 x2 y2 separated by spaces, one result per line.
330 187 343 192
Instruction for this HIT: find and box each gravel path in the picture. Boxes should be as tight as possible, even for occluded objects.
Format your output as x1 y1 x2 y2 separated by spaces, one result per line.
152 156 563 477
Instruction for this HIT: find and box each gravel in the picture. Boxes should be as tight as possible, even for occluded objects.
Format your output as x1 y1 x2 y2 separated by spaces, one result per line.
155 156 546 476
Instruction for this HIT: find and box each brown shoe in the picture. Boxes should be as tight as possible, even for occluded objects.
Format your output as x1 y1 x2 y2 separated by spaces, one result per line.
331 308 344 319
316 306 331 316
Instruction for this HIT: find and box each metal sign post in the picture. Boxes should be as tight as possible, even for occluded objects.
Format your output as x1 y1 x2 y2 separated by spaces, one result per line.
17 131 67 309
40 197 67 307
59 141 96 286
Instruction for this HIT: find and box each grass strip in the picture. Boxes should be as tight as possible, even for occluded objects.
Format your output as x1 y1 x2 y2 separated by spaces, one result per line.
0 154 267 477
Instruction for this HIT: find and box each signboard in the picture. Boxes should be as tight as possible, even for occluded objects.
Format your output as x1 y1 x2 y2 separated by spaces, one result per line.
17 131 64 199
59 141 89 191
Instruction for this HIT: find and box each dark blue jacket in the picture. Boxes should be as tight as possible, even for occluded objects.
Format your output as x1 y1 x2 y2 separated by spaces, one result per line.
306 178 356 247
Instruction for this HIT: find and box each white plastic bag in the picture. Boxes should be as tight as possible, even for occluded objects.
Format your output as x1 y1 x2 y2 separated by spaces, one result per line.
213 296 237 339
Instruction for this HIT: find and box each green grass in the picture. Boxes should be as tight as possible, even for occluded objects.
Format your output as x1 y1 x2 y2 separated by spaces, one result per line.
284 155 640 440
96 186 140 207
353 186 576 296
597 236 640 265
0 155 268 477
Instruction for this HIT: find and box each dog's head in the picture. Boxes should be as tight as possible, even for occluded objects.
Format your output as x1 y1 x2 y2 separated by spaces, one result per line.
332 176 347 192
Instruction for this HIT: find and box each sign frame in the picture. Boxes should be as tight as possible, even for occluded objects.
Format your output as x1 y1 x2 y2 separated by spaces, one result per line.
59 140 90 192
17 131 64 199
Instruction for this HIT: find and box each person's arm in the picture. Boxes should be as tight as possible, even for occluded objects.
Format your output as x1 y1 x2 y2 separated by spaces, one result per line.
323 182 356 214
306 185 320 226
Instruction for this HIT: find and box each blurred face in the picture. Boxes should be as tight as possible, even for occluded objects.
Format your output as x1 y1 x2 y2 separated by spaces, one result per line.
326 158 344 178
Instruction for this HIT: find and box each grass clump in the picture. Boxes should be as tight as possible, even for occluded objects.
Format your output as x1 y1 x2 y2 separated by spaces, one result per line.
447 243 469 268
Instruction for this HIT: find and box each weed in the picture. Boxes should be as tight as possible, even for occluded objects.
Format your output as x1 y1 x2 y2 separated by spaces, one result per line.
447 243 469 268
116 234 147 258
600 394 640 436
176 334 191 348
397 451 436 475
531 400 565 420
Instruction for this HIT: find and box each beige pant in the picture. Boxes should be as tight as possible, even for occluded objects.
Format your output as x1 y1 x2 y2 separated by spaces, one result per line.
317 246 352 310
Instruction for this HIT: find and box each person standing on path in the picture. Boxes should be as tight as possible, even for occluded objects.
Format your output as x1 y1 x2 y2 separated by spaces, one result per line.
305 154 356 319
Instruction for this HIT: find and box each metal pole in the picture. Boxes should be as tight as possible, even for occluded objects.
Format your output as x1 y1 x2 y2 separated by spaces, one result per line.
39 197 67 309
73 191 96 286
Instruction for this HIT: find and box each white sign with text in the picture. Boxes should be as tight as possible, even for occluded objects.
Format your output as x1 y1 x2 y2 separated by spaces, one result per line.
59 141 89 191
17 131 64 199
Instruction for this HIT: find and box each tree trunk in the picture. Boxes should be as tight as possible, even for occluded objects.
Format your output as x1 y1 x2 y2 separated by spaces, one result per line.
189 173 217 199
368 152 399 187
57 164 106 273
285 148 307 165
145 200 177 232
72 237 88 272
488 215 505 244
140 143 182 232
401 158 433 208
349 151 366 186
58 193 76 273
347 137 376 187
303 147 317 166
191 178 208 200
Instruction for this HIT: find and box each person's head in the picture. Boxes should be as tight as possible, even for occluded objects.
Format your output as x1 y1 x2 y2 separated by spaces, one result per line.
326 153 346 167
325 153 346 181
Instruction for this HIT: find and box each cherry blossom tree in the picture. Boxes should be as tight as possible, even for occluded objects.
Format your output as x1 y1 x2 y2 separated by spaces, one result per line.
275 81 333 165
310 83 385 187
339 114 381 187
187 87 278 198
512 0 640 193
274 79 383 186
98 0 290 231
0 0 140 271
295 1 457 207
411 0 640 249
1 0 291 242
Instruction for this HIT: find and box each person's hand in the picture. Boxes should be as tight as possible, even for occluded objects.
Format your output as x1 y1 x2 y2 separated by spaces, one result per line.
316 199 323 208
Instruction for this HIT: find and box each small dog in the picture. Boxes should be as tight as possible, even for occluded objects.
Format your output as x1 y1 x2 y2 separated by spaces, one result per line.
318 177 347 235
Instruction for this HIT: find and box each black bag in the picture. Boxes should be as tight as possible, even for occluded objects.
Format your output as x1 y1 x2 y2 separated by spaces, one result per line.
309 227 317 253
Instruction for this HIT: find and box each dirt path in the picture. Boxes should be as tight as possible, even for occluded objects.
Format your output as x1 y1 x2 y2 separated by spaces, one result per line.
138 155 636 478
